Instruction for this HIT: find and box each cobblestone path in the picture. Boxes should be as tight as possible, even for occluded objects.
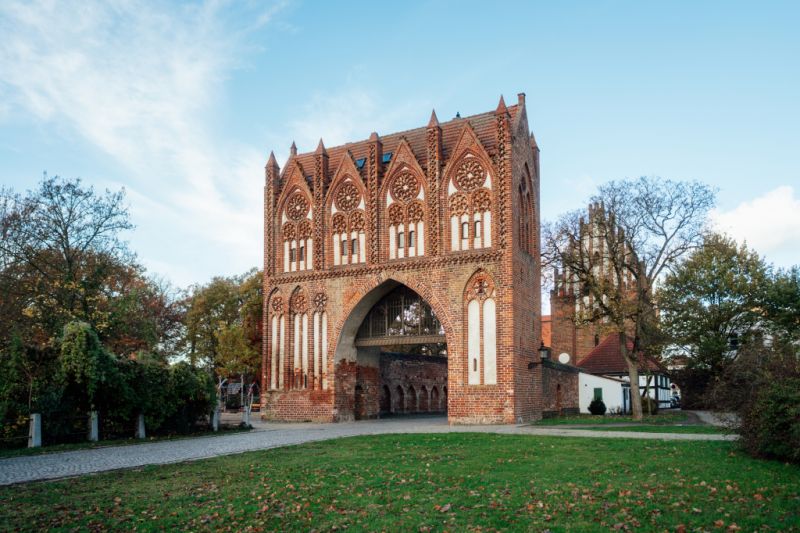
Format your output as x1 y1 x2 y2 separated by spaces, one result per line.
0 416 736 486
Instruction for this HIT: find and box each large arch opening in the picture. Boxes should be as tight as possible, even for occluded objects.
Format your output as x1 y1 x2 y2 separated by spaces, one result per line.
335 283 448 420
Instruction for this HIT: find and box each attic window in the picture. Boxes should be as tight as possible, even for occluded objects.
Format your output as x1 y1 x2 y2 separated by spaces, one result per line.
355 158 366 169
382 152 393 164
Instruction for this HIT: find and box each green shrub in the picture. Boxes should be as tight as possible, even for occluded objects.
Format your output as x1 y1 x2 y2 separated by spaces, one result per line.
588 399 606 415
740 377 800 463
163 362 216 433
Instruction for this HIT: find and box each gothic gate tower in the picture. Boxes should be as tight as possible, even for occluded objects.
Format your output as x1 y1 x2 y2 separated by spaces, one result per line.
261 94 559 424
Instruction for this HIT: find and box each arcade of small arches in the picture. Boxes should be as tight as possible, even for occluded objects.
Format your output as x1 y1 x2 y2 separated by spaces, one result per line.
373 382 448 416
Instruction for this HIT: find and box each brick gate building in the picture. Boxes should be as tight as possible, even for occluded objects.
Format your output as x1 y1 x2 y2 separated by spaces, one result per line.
261 94 577 424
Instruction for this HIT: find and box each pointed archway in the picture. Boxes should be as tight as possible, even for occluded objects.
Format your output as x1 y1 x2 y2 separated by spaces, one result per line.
332 279 450 421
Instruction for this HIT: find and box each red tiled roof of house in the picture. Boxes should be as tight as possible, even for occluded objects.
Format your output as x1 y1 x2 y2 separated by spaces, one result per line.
541 315 552 347
576 334 663 375
291 105 521 179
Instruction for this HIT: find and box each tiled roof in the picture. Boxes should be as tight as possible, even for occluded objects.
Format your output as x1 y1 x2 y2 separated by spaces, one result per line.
291 105 520 180
576 334 663 375
541 315 551 347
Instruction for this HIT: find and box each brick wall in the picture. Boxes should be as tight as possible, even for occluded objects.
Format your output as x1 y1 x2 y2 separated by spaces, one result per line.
541 361 579 417
262 95 552 424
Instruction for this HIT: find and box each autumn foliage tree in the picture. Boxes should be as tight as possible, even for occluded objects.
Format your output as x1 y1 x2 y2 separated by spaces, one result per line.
545 177 715 419
182 269 262 379
0 175 184 420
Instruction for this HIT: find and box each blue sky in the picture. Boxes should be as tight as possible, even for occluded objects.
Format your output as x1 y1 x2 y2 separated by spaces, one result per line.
1 1 798 287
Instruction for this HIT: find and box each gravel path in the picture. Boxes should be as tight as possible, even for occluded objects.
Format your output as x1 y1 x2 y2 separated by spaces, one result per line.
0 416 737 486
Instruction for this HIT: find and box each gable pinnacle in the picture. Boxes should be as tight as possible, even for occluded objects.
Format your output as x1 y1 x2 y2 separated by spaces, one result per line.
427 109 439 127
315 138 327 155
368 131 380 142
290 141 297 156
267 150 278 167
496 95 507 114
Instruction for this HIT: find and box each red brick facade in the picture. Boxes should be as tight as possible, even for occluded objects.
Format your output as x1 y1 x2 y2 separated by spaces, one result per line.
541 361 580 417
547 202 637 363
262 94 573 424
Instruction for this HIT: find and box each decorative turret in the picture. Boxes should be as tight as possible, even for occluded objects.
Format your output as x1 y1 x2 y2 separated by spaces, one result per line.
496 95 508 115
266 151 279 178
427 109 439 128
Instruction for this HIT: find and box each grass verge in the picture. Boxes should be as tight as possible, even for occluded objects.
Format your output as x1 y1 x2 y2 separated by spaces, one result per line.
581 425 729 434
1 433 798 531
533 413 688 426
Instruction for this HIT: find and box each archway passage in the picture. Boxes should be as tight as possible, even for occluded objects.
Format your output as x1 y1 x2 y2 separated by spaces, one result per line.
351 285 448 419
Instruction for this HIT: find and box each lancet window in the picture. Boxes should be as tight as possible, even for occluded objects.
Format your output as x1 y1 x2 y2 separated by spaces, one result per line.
465 272 497 385
386 172 426 260
518 167 534 255
281 191 314 273
331 180 366 266
269 295 286 390
448 157 493 252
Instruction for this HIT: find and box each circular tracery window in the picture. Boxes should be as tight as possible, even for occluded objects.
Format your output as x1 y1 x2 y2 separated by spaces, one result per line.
335 182 360 212
286 193 310 221
391 173 420 203
454 159 486 192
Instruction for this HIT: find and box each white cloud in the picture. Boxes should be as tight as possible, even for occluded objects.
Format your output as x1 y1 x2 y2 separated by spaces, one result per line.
712 186 800 268
0 0 282 286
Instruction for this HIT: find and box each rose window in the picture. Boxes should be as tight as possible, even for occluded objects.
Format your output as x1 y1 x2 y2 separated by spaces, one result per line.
391 173 420 203
286 193 310 221
313 292 328 310
455 159 486 191
335 182 360 212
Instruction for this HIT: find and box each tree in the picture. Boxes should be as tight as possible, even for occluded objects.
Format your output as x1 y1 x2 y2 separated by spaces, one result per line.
659 234 769 370
760 266 800 348
182 269 262 377
545 177 715 419
0 174 132 348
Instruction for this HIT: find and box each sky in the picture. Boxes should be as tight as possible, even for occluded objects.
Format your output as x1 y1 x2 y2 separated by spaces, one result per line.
1 0 798 288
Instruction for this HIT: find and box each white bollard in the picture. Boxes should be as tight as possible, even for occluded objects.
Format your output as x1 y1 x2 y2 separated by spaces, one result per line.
242 405 251 426
212 406 220 432
88 411 99 442
28 413 42 448
135 413 146 439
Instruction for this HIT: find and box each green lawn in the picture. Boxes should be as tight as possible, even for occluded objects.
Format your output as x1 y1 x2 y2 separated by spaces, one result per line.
583 425 729 434
533 413 688 426
2 434 798 531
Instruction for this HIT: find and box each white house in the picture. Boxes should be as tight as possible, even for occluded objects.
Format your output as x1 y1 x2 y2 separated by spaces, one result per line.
576 334 675 411
578 372 626 414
